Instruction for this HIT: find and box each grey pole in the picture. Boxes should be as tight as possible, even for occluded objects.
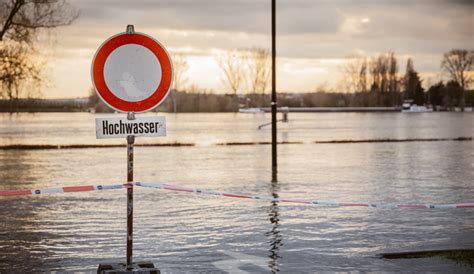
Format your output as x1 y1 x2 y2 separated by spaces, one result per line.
125 25 135 269
271 0 277 182
126 112 135 268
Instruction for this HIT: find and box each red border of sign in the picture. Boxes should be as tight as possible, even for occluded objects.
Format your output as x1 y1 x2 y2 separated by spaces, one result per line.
91 32 173 113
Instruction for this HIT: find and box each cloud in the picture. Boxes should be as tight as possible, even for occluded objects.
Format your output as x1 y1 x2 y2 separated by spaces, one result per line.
69 0 472 57
74 0 343 35
40 0 473 97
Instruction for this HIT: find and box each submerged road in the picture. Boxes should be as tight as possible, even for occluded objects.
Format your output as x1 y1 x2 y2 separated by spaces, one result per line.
261 107 401 112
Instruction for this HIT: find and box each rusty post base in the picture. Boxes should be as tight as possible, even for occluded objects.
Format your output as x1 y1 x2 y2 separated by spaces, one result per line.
97 261 160 274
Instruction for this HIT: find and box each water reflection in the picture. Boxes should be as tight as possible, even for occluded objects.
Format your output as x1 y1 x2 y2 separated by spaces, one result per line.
0 150 53 272
265 180 283 273
1 113 473 272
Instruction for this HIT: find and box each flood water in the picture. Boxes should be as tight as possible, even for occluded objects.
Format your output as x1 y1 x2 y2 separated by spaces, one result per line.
0 112 473 272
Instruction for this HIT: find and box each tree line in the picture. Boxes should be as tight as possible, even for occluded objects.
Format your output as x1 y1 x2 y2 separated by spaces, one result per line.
218 48 271 95
157 49 473 111
338 50 473 110
1 1 472 112
165 48 474 111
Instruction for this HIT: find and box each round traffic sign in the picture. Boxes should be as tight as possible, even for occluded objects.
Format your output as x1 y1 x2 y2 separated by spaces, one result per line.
91 32 173 113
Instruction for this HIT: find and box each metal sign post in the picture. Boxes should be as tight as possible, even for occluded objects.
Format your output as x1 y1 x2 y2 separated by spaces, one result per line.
92 24 173 273
125 26 135 270
126 112 135 268
271 0 278 182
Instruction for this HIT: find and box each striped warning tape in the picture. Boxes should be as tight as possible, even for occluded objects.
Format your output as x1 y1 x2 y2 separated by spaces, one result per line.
0 183 127 197
1 182 473 209
135 182 474 209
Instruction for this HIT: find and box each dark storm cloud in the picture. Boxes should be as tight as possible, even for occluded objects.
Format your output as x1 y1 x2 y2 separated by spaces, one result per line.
68 0 473 60
75 0 343 34
49 0 473 96
74 0 472 39
445 0 474 6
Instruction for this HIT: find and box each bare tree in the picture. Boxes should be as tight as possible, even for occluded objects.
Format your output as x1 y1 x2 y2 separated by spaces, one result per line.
369 52 399 94
369 57 380 92
358 58 368 92
377 55 389 93
339 56 359 92
0 0 78 100
244 47 270 94
172 53 189 92
0 44 40 99
339 55 368 93
1 0 78 43
218 49 244 95
441 49 474 110
169 53 189 112
387 52 398 93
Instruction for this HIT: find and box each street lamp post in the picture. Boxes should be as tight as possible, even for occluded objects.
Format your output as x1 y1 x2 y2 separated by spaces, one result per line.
271 0 278 182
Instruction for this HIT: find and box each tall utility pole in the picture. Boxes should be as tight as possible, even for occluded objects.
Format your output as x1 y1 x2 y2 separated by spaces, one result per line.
271 0 278 182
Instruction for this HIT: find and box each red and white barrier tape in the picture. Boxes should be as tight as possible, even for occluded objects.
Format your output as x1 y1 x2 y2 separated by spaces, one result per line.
135 182 474 209
1 182 473 209
0 183 127 197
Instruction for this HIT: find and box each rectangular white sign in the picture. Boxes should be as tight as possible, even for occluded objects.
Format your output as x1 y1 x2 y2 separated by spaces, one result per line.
95 116 166 139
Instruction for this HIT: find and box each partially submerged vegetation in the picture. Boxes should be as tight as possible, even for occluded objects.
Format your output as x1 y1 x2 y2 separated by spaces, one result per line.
0 142 195 150
0 138 471 150
216 141 303 146
380 249 474 267
315 137 472 144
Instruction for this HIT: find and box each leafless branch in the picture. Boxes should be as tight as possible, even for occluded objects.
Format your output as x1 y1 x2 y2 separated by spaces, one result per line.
218 50 244 95
0 0 78 99
244 47 270 94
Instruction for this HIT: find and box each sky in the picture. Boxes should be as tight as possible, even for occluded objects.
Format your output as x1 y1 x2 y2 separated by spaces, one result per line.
41 0 473 98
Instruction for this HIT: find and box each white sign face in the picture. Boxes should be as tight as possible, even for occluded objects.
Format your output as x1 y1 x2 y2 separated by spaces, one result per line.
95 116 166 139
103 44 162 102
91 32 173 113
